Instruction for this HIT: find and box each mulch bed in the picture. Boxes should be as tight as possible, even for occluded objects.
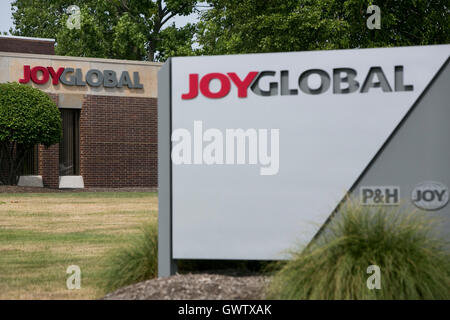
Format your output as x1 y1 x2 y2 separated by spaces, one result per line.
102 273 270 300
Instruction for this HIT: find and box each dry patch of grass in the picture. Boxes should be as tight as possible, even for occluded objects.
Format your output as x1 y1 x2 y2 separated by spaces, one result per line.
0 192 157 300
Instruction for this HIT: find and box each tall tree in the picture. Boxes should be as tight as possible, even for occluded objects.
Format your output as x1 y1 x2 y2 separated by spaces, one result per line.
10 0 198 61
196 0 450 55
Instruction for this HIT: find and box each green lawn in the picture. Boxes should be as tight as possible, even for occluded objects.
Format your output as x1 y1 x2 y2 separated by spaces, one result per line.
0 192 157 299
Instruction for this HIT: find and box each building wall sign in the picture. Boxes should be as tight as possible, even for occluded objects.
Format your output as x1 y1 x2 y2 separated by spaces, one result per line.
0 52 159 97
19 65 144 89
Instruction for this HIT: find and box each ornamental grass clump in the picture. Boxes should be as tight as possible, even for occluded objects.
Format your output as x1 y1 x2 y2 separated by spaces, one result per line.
102 223 158 293
267 203 450 299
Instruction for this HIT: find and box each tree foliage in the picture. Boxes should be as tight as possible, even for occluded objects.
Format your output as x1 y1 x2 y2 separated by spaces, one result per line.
196 0 450 55
0 83 61 185
10 0 198 61
338 0 450 48
10 1 450 59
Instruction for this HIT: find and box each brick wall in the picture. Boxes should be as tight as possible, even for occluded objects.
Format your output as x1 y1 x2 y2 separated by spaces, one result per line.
80 95 158 187
0 37 55 55
3 91 158 188
38 93 59 188
39 144 59 188
0 145 12 184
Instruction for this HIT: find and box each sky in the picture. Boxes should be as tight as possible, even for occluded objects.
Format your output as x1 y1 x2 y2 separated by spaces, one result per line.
0 0 14 34
0 0 200 35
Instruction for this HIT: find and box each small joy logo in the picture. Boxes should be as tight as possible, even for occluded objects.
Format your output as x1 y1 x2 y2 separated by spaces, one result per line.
411 181 449 211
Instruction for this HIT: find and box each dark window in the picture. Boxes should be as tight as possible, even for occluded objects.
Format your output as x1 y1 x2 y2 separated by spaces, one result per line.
21 145 39 175
59 109 80 176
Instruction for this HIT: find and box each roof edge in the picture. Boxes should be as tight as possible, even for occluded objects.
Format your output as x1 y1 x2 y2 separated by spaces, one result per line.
0 51 163 67
0 35 56 42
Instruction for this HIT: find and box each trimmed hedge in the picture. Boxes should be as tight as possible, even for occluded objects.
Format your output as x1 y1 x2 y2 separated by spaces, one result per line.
0 82 61 184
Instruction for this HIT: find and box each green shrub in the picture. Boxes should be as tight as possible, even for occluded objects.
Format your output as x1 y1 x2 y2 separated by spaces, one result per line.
102 223 158 293
0 82 61 185
266 203 450 300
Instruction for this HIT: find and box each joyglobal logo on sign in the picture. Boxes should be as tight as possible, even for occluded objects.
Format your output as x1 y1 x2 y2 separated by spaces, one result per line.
181 66 414 99
411 181 449 211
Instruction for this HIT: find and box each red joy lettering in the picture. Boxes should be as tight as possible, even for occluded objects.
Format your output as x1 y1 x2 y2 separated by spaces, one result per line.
199 73 231 99
181 74 199 100
47 67 65 85
30 66 50 85
227 72 258 98
19 65 31 84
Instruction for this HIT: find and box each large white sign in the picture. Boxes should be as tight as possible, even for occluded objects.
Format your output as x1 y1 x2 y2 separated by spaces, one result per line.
165 45 449 260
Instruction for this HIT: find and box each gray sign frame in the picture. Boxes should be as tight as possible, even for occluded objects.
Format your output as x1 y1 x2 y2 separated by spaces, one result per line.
158 50 449 278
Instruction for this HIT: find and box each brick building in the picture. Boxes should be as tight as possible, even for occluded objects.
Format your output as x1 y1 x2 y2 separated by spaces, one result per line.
0 35 160 188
